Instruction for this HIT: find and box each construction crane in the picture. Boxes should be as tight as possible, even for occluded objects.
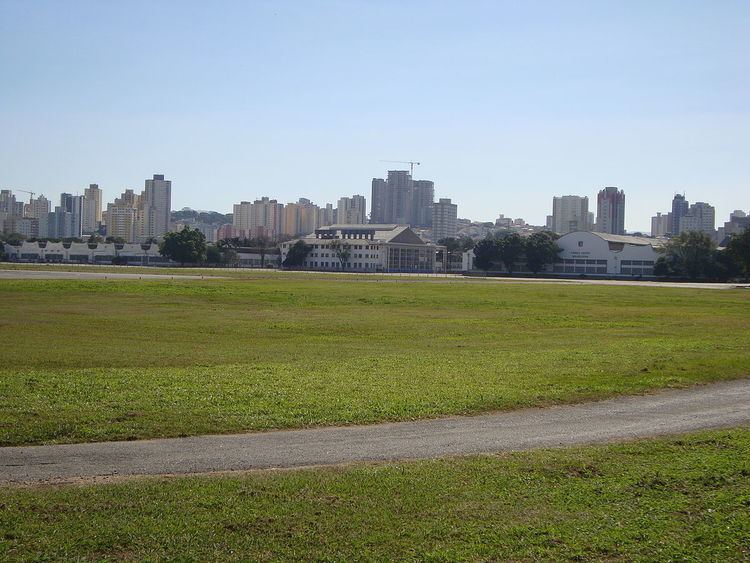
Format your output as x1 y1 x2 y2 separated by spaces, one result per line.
379 160 421 176
17 189 35 203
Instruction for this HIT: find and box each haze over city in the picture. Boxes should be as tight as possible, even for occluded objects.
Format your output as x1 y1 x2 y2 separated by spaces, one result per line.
1 0 748 232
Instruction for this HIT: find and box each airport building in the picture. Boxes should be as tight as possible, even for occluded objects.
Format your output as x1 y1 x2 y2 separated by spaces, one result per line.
279 224 442 272
3 241 170 265
553 231 662 276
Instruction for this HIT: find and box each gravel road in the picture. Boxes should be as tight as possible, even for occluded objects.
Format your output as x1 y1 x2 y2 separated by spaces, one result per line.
1 379 748 484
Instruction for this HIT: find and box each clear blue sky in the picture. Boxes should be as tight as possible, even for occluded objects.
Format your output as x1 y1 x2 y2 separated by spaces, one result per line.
1 0 748 231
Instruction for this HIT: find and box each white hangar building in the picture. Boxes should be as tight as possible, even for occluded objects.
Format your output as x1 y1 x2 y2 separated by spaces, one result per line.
554 231 663 276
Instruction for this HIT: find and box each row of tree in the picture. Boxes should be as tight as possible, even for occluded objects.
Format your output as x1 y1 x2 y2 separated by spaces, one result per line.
471 231 561 274
655 229 750 280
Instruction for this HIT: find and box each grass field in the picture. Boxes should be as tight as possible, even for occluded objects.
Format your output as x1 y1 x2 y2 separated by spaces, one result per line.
1 276 748 446
1 428 748 560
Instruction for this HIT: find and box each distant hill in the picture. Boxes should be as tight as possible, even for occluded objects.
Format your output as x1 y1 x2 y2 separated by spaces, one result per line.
171 208 231 225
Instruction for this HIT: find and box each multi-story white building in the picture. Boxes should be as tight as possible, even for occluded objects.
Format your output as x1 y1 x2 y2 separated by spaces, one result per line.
432 198 458 241
551 195 591 234
140 174 172 240
679 202 715 236
280 224 442 272
3 241 169 265
553 231 661 276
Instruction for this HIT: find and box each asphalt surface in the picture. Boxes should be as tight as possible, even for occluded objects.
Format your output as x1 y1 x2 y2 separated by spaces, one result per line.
2 379 748 484
0 269 217 280
2 268 749 288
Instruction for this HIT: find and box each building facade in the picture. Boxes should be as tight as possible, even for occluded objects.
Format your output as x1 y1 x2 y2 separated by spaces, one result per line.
432 198 458 241
595 186 625 235
679 202 715 236
337 195 367 225
279 224 442 272
650 212 671 237
551 195 591 234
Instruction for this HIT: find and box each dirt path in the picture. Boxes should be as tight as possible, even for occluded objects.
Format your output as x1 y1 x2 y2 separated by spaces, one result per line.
1 379 748 484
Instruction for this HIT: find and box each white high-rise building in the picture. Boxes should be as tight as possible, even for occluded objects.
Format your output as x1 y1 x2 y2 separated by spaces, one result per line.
140 174 172 240
233 197 284 240
551 195 591 234
432 198 458 241
104 189 141 243
337 195 367 225
679 202 715 236
82 184 103 234
651 212 671 237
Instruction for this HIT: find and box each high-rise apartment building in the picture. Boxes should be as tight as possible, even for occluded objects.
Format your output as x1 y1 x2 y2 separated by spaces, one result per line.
411 180 434 227
387 170 412 225
670 194 688 236
233 197 284 240
595 186 625 235
0 190 23 217
24 195 51 219
282 198 320 237
141 174 171 240
82 184 102 234
337 195 367 225
551 195 591 234
370 178 388 224
318 203 336 227
432 198 458 241
370 171 434 226
60 193 84 238
650 212 671 237
680 202 715 235
104 189 141 242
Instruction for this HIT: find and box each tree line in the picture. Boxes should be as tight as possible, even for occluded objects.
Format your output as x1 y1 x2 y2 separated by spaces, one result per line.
468 231 562 274
655 229 750 280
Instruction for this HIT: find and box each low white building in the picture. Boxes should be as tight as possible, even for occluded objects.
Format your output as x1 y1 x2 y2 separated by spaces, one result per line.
280 224 442 272
3 241 170 265
554 231 663 276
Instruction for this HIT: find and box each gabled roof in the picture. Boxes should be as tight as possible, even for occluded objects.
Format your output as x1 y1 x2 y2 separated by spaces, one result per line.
585 231 664 247
303 224 431 245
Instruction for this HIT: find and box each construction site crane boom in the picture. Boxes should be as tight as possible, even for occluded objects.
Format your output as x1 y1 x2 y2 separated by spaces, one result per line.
379 160 421 176
17 189 35 203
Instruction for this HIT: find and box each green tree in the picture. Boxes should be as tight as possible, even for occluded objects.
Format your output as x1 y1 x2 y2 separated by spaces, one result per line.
329 239 352 270
725 226 750 278
282 240 312 268
205 245 223 264
524 231 560 274
438 237 462 271
660 231 715 280
87 234 103 245
158 226 207 266
473 238 501 272
253 235 270 267
498 233 524 274
105 236 126 244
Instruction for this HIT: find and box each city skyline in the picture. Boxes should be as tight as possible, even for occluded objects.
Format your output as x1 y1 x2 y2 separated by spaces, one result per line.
2 1 748 232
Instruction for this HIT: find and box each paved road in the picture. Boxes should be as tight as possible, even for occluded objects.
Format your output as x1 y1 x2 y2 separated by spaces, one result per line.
2 379 748 484
2 268 748 288
0 269 218 281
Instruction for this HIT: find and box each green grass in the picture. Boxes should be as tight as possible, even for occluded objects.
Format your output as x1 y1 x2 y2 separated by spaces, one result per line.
1 277 749 446
1 428 748 560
